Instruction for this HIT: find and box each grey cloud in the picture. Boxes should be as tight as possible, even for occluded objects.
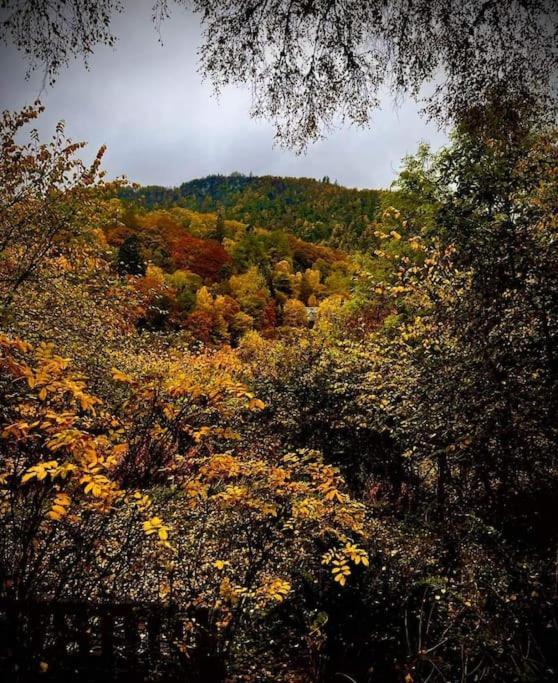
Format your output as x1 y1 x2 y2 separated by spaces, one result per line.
0 0 447 189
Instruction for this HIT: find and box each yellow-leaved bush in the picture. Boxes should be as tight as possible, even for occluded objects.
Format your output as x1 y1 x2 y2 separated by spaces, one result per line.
0 332 368 656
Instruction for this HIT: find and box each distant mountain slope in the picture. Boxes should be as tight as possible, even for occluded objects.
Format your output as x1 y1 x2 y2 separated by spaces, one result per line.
121 174 393 248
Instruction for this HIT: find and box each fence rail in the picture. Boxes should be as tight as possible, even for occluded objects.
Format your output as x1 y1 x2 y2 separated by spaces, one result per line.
0 599 224 682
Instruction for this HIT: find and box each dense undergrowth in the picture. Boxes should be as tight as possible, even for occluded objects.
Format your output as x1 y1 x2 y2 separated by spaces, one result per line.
1 104 557 682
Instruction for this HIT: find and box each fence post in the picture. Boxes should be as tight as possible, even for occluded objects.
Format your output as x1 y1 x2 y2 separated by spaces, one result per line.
124 609 140 667
53 605 67 660
29 606 44 658
100 608 114 660
74 604 89 658
3 601 20 673
147 612 161 660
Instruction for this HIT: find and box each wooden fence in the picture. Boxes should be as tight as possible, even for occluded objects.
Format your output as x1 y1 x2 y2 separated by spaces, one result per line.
0 599 225 682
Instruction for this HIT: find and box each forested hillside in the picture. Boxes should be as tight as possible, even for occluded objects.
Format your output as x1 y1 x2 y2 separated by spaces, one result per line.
103 200 352 341
121 174 392 248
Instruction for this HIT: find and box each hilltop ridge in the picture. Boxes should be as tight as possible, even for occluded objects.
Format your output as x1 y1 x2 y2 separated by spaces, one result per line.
121 173 395 248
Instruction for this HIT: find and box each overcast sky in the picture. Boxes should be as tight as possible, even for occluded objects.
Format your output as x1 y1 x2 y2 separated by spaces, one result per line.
0 1 447 190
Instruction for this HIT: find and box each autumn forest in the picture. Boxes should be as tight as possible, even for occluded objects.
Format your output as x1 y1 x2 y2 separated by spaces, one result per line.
1 2 558 682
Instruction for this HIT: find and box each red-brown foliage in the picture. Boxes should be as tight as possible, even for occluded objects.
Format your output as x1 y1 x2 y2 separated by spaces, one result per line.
185 309 215 343
260 301 278 329
105 225 135 246
171 234 232 281
288 236 346 269
217 295 241 323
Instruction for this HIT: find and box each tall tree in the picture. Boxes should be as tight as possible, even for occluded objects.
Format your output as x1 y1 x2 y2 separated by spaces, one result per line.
0 104 108 313
117 234 146 276
209 210 226 242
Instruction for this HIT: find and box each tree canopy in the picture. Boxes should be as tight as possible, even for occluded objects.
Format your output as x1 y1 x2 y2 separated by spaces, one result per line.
2 1 557 147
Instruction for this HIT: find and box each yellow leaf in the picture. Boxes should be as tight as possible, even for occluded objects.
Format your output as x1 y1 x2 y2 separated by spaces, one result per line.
247 398 266 411
111 368 133 384
325 488 343 502
214 560 229 570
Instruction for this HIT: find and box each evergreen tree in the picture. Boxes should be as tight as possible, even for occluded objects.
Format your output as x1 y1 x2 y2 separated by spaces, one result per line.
210 211 226 242
117 235 146 276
